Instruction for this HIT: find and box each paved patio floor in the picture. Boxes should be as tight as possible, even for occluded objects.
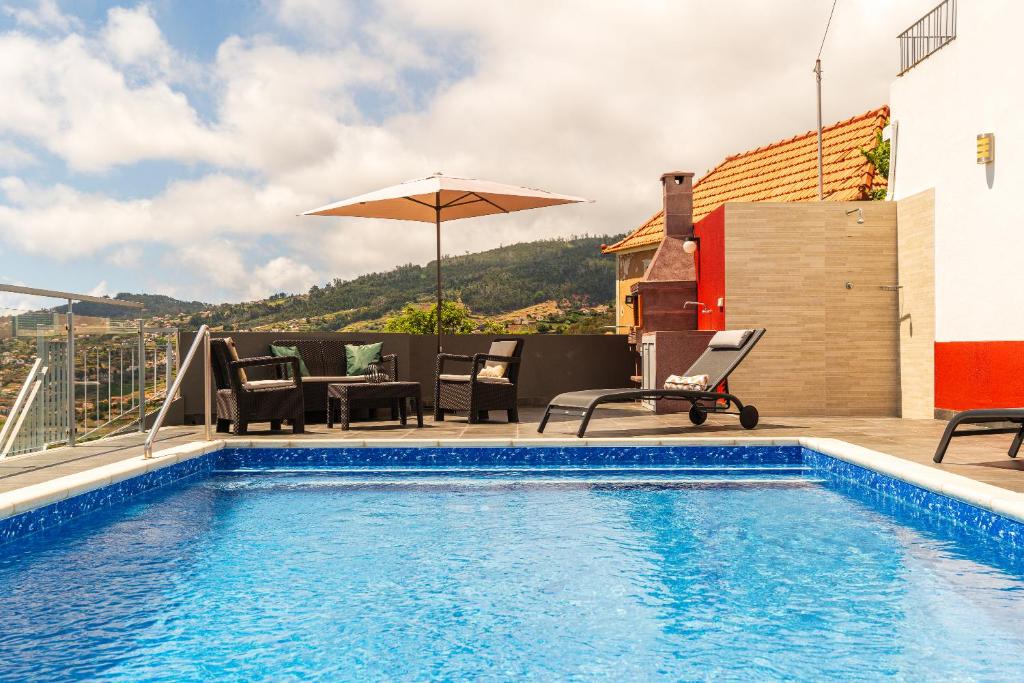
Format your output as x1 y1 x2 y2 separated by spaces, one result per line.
2 405 1023 495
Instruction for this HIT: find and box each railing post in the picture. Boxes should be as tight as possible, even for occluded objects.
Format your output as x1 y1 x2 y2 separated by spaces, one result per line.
66 299 75 446
137 319 145 432
204 329 212 441
165 340 173 397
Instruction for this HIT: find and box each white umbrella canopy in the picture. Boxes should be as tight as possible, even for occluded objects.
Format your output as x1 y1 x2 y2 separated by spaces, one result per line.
302 173 591 352
302 173 590 222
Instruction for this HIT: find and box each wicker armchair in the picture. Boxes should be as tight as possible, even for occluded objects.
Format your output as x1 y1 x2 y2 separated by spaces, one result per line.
211 338 305 435
434 338 524 423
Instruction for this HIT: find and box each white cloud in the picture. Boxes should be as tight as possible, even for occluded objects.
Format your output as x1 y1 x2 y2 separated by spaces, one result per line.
169 244 319 302
3 0 77 33
0 140 37 169
251 256 317 299
174 240 243 285
101 4 174 74
107 245 143 268
270 0 352 44
0 173 317 259
0 32 225 171
210 35 403 173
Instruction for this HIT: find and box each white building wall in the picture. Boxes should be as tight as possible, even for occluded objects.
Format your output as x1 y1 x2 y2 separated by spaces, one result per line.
890 0 1024 343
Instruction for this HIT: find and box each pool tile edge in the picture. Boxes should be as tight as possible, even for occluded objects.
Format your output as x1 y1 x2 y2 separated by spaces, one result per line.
0 440 226 524
799 437 1024 524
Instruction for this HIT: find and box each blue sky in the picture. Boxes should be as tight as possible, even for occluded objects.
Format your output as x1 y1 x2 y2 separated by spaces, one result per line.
0 0 928 312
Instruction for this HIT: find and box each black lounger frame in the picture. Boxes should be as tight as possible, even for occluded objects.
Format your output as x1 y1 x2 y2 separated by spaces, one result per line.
538 329 766 437
932 409 1024 462
538 387 755 438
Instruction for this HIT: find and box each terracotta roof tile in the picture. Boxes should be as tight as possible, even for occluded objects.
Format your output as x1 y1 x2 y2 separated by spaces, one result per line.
602 106 888 253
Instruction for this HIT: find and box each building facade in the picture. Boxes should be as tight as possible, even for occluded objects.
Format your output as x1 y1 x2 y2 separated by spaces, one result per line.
889 0 1024 416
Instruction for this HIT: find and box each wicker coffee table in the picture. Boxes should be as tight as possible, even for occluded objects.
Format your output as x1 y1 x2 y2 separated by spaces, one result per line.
326 381 423 430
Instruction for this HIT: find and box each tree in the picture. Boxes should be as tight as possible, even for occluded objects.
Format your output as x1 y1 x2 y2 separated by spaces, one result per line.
861 128 890 200
479 320 507 334
383 301 476 334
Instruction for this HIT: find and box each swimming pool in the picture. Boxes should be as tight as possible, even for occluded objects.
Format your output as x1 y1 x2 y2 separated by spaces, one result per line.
1 443 1023 680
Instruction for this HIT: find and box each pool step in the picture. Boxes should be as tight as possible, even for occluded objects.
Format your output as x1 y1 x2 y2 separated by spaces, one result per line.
211 466 821 489
216 465 810 476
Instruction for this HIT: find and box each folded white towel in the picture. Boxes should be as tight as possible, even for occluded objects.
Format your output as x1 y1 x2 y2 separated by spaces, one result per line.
664 374 710 391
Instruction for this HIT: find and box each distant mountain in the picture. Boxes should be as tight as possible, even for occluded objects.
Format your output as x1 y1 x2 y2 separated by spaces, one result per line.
51 293 208 319
192 235 622 331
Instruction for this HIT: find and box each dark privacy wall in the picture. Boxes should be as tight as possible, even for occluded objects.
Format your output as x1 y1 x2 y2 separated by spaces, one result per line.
176 331 634 421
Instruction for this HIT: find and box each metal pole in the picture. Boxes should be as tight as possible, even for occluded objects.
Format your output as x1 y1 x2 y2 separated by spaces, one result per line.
203 329 212 440
66 299 75 446
107 349 111 422
165 340 172 397
82 350 88 430
435 193 442 355
137 319 145 431
130 347 135 410
814 58 824 201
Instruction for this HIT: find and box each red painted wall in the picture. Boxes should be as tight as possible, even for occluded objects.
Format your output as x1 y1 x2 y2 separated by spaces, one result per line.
935 341 1024 410
693 205 727 331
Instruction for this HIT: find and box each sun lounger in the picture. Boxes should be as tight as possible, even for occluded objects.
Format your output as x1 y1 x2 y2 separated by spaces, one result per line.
932 408 1024 462
538 328 766 437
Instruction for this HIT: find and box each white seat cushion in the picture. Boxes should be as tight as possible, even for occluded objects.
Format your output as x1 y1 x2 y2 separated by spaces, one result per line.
708 329 753 349
302 376 368 383
242 379 296 391
439 373 510 384
485 340 518 375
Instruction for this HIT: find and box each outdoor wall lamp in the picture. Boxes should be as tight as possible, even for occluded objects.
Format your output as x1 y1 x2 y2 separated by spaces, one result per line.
683 235 701 282
977 133 994 164
845 208 864 224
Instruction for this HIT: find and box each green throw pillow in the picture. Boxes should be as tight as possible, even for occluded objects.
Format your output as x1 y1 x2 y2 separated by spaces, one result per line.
269 344 310 377
345 342 383 376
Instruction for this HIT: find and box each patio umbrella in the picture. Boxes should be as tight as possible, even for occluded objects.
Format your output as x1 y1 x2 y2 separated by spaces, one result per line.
302 173 590 352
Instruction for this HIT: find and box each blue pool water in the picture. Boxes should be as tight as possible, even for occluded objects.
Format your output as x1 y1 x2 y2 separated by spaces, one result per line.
1 447 1023 681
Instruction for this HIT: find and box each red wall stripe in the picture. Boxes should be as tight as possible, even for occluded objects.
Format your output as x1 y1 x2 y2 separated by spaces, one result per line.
934 341 1024 410
694 205 727 331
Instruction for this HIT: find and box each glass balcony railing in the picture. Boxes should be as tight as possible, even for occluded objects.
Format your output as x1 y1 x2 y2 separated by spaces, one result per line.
0 285 181 458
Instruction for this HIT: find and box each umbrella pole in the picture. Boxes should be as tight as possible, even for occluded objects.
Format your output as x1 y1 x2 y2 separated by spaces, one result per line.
435 194 442 355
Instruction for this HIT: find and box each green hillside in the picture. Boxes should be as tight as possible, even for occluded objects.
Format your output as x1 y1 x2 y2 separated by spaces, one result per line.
193 235 620 331
51 293 208 319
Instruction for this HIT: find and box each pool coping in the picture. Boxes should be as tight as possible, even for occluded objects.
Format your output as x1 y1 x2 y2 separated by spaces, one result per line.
1 436 1023 526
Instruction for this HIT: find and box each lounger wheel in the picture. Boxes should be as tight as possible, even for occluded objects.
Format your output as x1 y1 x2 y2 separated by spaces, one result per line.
688 404 707 425
739 405 759 430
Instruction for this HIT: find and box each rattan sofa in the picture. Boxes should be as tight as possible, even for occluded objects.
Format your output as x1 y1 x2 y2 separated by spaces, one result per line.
270 338 398 420
434 338 524 423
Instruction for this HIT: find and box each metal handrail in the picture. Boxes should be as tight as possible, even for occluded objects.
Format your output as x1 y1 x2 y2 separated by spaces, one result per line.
143 325 211 459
